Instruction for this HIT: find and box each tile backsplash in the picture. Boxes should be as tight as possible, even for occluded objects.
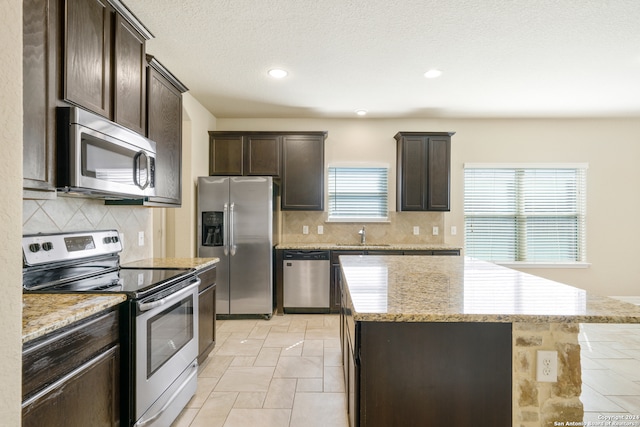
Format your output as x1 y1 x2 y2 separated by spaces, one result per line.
281 211 445 244
23 197 153 263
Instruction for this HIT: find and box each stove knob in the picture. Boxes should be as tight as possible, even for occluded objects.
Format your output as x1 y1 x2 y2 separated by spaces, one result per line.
42 242 53 251
112 235 119 243
103 237 112 244
29 243 41 253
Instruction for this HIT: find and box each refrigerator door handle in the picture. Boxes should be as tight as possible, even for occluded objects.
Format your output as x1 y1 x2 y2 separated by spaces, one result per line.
230 202 237 256
223 202 229 256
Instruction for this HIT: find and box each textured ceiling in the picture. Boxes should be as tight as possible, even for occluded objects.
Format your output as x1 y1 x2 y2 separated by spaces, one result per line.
124 0 640 118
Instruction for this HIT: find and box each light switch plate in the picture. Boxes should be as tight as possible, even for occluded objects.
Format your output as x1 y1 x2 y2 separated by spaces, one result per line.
138 231 144 246
413 226 419 235
451 226 457 236
302 225 309 235
432 226 439 236
317 225 324 235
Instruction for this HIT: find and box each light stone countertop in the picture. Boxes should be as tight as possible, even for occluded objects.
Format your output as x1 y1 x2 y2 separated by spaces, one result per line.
340 255 640 324
276 242 462 251
23 294 127 344
22 258 218 345
120 257 219 270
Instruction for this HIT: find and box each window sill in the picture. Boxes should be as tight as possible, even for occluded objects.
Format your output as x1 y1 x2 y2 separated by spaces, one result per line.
496 262 591 269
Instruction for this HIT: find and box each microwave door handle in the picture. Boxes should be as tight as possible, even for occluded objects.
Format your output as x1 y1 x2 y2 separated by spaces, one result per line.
133 151 150 190
223 203 229 256
230 202 236 256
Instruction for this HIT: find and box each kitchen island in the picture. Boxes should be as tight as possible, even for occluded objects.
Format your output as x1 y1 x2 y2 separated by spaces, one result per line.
339 255 640 427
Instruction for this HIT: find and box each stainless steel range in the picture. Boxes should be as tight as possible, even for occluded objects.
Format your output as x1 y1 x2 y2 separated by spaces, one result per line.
22 230 199 427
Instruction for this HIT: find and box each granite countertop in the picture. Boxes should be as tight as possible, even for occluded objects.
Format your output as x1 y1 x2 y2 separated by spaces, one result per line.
276 242 462 251
23 294 127 344
340 255 640 324
120 257 219 271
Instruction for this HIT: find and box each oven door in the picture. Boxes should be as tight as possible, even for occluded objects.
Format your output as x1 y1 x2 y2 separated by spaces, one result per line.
134 278 199 426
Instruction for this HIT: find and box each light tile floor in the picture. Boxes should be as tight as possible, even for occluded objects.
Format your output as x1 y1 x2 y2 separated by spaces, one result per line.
173 303 640 427
580 297 640 424
172 314 348 427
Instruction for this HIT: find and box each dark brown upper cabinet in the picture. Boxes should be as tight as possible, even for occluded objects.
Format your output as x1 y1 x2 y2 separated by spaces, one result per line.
395 132 454 211
145 55 188 206
62 0 152 133
208 133 245 176
63 0 112 118
23 0 57 196
281 133 326 211
113 14 147 135
208 131 327 210
208 132 281 177
245 135 281 176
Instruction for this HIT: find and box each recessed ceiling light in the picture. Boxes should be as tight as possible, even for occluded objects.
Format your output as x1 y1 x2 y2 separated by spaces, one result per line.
268 68 288 79
355 109 368 116
423 69 442 79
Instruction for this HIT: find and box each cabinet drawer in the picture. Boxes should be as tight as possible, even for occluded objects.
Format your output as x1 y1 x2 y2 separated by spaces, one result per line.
22 309 120 400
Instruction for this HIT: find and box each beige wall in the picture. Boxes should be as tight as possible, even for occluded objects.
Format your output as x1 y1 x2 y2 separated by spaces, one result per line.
1 0 24 423
154 93 217 258
217 117 640 297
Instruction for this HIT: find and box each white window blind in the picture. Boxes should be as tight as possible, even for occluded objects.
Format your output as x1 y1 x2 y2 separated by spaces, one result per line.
328 167 388 221
464 165 587 263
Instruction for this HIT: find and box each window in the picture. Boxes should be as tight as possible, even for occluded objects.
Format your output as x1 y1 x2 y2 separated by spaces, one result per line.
464 164 587 265
328 166 388 222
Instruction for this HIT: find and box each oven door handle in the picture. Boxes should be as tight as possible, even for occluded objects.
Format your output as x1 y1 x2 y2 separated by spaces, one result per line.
137 278 200 312
133 360 198 427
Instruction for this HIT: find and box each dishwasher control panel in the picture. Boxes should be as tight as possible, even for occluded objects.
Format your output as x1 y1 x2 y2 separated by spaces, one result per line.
283 250 330 261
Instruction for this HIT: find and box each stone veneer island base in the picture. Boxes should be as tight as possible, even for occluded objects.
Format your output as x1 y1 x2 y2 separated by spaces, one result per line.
339 256 640 427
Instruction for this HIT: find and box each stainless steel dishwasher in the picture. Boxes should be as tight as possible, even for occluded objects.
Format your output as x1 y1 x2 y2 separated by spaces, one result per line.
283 250 330 311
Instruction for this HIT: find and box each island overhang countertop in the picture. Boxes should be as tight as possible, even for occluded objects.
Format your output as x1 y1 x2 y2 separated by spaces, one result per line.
339 255 640 324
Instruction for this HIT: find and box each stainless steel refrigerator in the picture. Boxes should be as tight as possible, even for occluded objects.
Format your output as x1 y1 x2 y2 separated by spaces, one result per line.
197 176 276 317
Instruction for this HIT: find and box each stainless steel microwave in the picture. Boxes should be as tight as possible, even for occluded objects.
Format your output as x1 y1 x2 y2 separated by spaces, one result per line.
56 106 156 199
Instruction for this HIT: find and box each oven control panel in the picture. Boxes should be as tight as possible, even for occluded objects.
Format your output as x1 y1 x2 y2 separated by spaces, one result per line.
22 229 122 266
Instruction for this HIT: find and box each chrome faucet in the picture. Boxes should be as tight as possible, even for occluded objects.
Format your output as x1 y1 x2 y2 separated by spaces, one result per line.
358 226 366 244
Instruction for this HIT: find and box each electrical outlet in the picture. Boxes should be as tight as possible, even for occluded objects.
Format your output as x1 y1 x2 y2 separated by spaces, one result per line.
138 231 144 246
302 225 309 235
413 226 419 235
432 226 439 236
317 225 324 235
451 226 457 236
536 350 558 382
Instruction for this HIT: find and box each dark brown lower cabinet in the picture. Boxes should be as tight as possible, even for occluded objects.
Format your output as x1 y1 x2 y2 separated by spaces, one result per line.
22 308 121 427
197 266 217 364
341 310 512 426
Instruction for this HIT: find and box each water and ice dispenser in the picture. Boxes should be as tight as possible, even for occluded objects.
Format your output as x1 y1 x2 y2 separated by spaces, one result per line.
202 211 224 246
